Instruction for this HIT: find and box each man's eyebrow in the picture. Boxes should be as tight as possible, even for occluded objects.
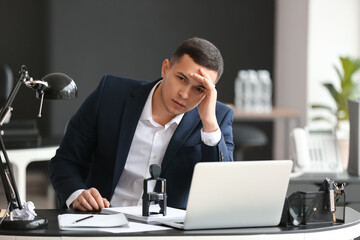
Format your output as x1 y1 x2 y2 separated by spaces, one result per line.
197 83 206 89
178 71 206 89
177 72 189 80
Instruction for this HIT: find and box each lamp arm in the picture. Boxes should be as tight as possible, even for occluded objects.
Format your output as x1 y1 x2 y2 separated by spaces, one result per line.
0 65 75 230
0 65 36 214
0 77 24 126
0 65 30 125
0 134 22 211
0 65 49 124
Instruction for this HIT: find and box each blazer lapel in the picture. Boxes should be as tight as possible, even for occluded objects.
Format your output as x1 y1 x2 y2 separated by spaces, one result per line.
161 108 200 173
112 80 159 189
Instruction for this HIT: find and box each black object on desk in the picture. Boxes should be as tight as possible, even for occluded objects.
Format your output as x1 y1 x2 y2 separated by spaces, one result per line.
142 164 167 216
0 216 48 231
0 65 77 230
282 178 346 227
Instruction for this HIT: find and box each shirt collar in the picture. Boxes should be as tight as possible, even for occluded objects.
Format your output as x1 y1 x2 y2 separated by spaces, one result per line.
140 81 184 128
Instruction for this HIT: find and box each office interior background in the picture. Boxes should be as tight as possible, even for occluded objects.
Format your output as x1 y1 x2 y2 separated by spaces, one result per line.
0 0 359 208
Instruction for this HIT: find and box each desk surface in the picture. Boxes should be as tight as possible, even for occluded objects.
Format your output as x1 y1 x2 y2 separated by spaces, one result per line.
291 171 360 184
0 208 359 239
229 106 300 120
5 135 62 150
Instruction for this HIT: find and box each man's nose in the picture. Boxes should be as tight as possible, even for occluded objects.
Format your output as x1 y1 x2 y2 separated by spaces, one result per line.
179 86 190 99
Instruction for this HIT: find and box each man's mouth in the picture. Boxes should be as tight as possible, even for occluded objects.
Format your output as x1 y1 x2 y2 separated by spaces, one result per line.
172 99 185 108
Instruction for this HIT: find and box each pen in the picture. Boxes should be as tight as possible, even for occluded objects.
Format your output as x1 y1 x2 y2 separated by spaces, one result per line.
73 215 94 224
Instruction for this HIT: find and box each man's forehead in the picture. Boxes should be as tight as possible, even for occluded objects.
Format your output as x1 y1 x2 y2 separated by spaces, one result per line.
176 71 207 88
170 55 218 83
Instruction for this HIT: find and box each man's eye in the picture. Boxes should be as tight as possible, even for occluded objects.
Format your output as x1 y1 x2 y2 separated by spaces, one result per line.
178 76 185 81
197 87 204 93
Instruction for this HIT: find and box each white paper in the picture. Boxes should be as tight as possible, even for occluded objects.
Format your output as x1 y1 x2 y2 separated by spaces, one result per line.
101 205 186 223
60 221 171 233
58 213 128 229
12 201 37 220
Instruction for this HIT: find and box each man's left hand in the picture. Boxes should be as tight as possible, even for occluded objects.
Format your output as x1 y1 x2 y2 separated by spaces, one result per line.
190 68 219 133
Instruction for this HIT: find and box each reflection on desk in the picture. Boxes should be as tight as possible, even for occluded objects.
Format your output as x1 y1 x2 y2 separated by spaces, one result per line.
0 208 358 239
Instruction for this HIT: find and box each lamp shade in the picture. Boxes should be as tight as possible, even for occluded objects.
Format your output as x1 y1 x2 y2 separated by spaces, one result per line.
40 73 78 99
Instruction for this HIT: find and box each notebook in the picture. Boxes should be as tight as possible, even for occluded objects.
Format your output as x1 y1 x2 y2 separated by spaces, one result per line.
157 160 293 230
58 213 128 230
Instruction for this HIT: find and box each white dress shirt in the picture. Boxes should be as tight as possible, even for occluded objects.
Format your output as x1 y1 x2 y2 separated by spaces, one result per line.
66 81 221 208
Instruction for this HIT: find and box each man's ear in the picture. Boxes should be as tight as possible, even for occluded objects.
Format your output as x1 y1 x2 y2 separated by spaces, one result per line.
161 59 170 78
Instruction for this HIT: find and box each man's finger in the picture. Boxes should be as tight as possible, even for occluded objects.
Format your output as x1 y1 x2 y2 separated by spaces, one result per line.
85 195 102 210
199 68 212 79
190 72 215 90
78 195 95 211
103 198 110 208
88 188 105 209
74 188 105 211
73 199 88 211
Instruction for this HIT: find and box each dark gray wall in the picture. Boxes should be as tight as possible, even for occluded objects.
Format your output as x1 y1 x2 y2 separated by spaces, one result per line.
0 0 50 132
0 0 274 158
47 0 274 137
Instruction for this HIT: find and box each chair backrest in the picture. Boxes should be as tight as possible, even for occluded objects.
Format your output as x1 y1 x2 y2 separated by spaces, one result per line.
0 64 13 106
232 123 268 161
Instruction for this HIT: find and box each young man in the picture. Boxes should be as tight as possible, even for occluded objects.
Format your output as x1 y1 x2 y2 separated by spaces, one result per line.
49 37 234 211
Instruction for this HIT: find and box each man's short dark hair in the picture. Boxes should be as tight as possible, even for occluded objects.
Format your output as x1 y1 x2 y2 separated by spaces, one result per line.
170 37 224 82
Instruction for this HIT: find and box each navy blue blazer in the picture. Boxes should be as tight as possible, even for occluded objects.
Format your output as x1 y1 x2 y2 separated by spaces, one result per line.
49 75 234 209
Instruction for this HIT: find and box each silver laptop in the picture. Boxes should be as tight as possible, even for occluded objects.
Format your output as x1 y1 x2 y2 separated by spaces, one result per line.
158 160 293 230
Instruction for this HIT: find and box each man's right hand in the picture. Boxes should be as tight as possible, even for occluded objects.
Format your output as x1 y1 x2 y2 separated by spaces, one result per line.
71 187 110 211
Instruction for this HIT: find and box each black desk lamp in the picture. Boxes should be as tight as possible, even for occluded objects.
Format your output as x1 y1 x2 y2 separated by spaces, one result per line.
0 65 77 230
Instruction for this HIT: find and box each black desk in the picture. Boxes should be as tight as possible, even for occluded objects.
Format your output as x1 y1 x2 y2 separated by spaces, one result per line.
0 208 359 239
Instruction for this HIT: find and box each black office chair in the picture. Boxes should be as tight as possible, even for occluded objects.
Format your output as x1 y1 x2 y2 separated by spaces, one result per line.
232 123 268 161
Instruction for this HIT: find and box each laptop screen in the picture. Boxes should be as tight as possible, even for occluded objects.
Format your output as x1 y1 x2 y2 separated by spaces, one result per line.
182 160 293 230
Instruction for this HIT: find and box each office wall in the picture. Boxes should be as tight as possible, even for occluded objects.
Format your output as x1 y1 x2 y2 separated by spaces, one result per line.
46 0 274 136
0 0 51 132
274 0 360 159
1 0 275 159
274 0 309 159
307 0 360 129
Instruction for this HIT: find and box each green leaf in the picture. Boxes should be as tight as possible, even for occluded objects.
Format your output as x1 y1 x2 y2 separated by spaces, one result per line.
340 57 353 84
354 58 360 72
323 82 340 104
313 56 360 127
334 65 344 83
340 56 360 84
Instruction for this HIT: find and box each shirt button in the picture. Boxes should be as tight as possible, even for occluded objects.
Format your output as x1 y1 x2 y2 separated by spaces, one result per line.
152 155 157 159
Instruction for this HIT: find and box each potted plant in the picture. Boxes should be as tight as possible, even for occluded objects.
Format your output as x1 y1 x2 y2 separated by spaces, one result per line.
312 56 360 130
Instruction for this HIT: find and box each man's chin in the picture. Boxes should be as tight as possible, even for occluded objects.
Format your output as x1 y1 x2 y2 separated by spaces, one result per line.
166 106 187 116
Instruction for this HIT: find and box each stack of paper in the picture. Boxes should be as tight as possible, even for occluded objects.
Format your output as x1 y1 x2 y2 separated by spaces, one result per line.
58 213 128 230
101 205 186 223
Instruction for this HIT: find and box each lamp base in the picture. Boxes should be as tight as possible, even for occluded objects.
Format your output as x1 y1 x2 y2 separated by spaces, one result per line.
0 216 48 230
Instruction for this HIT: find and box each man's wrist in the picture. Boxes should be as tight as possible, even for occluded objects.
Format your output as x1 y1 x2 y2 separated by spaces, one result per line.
66 189 85 209
201 128 221 146
202 119 219 133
